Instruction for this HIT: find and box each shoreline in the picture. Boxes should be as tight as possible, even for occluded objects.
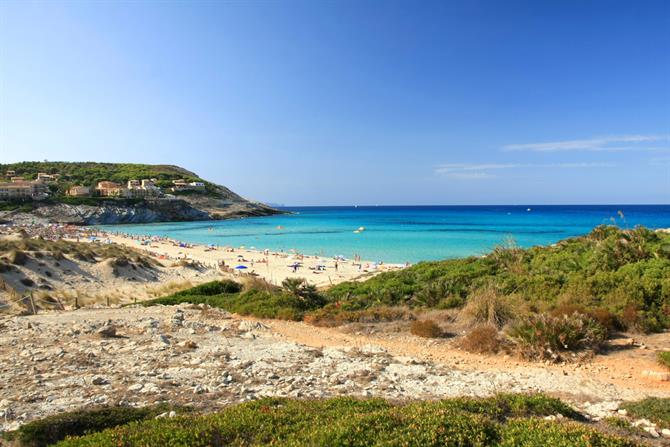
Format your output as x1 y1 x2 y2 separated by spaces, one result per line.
0 222 404 289
92 230 404 287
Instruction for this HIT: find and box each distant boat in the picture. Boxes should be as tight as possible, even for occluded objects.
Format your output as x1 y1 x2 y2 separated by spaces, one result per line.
526 208 532 212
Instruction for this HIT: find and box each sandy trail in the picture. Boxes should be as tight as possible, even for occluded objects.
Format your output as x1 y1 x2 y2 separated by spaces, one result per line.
255 317 670 400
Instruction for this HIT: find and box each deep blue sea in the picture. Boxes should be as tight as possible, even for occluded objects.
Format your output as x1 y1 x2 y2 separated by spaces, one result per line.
103 205 670 263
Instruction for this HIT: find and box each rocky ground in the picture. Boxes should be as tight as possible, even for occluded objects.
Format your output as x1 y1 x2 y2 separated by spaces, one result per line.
1 305 669 441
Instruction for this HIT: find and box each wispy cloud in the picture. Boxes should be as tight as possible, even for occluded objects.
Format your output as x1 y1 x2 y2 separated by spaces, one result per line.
435 162 617 179
502 134 668 152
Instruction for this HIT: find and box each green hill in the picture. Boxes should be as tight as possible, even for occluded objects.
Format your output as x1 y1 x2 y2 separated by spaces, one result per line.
0 161 224 197
0 161 281 223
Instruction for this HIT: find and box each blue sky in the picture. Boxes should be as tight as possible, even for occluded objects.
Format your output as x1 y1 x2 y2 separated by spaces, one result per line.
0 0 668 205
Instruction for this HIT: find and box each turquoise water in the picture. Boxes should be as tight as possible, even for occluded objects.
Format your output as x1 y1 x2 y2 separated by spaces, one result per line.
103 205 670 263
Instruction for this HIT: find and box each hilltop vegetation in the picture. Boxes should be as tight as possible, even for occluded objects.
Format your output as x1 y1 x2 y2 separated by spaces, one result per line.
30 395 635 447
0 161 225 197
0 162 281 223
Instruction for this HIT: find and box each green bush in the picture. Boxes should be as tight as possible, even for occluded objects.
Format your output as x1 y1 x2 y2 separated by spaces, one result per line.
52 395 632 447
172 279 242 296
142 279 321 321
5 404 185 447
508 313 607 360
658 351 670 370
620 398 670 429
324 226 670 332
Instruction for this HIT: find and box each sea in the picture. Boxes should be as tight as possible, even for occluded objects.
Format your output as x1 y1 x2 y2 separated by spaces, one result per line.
102 205 670 264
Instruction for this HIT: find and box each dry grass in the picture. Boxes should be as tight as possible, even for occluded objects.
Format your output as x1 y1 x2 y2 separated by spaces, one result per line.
458 324 505 354
304 306 414 327
460 285 522 329
242 276 281 293
146 280 194 298
410 319 443 338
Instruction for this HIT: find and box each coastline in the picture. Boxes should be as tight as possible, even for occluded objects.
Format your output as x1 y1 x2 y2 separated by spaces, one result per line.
90 230 404 288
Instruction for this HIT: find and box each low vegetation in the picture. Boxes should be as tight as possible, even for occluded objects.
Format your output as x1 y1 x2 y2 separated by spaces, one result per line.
620 397 670 429
327 226 670 333
3 404 186 447
29 394 638 447
141 278 324 321
409 319 443 338
0 237 158 268
458 324 506 354
304 305 414 327
657 351 670 370
508 313 607 361
0 161 221 198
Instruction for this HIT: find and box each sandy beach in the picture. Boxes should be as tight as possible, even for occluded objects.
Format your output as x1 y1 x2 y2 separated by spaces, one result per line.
93 231 404 288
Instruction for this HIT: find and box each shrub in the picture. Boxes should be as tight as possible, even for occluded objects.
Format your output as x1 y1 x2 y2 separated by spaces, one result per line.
508 313 607 361
5 405 184 447
458 324 504 354
658 351 670 370
410 319 443 338
304 305 413 327
460 285 519 329
143 280 315 321
551 304 620 336
281 277 325 307
174 279 242 296
50 395 633 447
620 398 670 429
324 226 670 332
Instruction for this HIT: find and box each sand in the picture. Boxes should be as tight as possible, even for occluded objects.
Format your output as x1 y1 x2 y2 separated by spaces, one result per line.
88 232 403 288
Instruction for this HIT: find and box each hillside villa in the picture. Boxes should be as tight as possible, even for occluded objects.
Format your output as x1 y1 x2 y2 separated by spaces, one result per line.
95 179 164 198
0 179 48 200
0 171 202 201
171 179 206 192
66 185 91 197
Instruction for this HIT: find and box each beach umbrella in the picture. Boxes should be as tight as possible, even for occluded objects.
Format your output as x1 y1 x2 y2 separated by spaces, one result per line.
235 265 248 269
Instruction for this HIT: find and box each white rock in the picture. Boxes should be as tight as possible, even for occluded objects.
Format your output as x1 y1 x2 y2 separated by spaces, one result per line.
643 427 660 438
127 383 144 392
238 321 269 332
661 428 670 438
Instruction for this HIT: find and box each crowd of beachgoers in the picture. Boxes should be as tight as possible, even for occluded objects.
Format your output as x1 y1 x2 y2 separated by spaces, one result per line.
0 223 403 287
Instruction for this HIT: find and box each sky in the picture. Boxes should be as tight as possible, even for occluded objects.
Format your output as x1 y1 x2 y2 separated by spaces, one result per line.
0 0 668 206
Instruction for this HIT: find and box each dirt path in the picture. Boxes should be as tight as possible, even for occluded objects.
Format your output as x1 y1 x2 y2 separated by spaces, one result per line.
256 317 670 401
